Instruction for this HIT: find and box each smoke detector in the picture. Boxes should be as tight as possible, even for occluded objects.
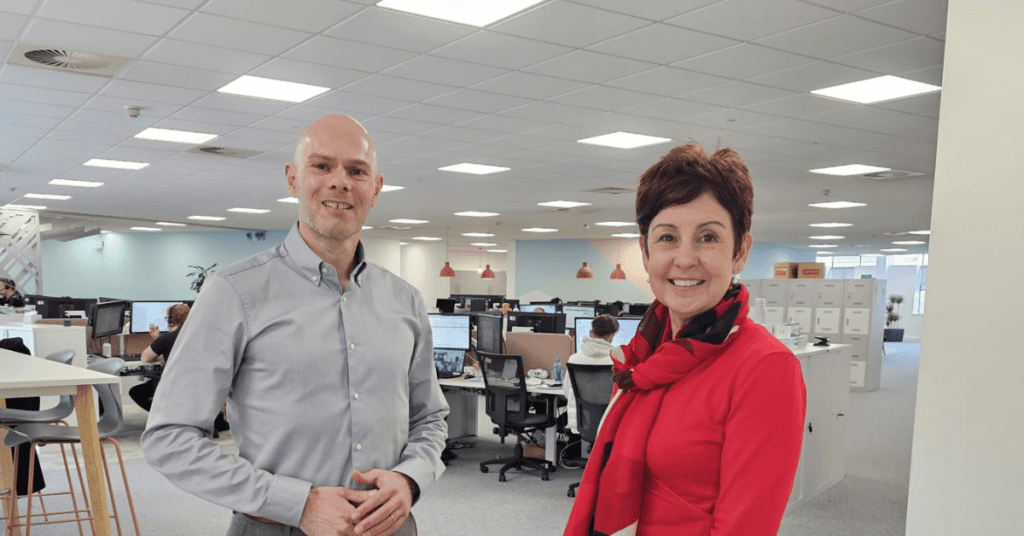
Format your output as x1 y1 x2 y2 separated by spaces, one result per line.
9 43 130 77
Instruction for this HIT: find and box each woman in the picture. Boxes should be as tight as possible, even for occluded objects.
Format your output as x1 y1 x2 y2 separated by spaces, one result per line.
564 314 618 435
564 144 806 536
128 303 190 411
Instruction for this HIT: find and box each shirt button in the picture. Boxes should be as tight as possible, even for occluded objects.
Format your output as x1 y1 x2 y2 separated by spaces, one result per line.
356 444 362 451
342 297 347 303
350 343 356 350
353 392 359 400
311 275 318 282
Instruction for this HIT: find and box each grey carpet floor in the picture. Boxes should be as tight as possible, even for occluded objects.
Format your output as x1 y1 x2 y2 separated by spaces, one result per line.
5 342 919 535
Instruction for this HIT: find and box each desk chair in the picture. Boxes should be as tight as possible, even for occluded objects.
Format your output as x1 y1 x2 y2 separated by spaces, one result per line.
4 358 141 536
566 362 613 498
477 352 556 482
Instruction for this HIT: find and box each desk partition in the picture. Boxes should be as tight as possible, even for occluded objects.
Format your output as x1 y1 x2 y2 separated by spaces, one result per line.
503 331 573 373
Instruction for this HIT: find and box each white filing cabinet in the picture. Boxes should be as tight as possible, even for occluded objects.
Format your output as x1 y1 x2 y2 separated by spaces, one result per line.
814 307 842 335
759 280 788 327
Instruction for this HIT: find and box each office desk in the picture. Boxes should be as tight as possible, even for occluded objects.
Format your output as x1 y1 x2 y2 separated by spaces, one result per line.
439 376 565 464
0 348 120 536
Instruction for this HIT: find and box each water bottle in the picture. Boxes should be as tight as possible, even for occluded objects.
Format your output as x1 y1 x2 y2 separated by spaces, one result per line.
552 357 563 383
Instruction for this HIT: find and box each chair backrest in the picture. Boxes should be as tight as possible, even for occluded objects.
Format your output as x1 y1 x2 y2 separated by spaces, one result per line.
44 349 76 365
86 358 125 437
567 363 614 443
478 351 528 435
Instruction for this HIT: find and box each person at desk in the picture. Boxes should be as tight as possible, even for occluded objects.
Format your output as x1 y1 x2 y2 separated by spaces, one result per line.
564 314 618 435
564 143 806 536
0 278 25 308
127 304 190 412
142 114 449 536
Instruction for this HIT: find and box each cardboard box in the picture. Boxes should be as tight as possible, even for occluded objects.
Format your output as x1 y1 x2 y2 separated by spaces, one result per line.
797 262 825 279
774 262 798 279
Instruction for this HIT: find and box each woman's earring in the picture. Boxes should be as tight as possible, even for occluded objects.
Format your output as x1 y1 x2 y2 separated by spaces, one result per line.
731 273 740 285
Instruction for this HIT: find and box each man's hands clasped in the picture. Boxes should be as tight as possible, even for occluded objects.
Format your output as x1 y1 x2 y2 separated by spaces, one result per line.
297 469 415 536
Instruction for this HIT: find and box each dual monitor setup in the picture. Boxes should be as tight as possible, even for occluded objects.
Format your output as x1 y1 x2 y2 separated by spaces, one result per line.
28 296 194 343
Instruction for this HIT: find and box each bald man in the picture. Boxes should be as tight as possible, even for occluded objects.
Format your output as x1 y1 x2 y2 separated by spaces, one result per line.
143 115 449 536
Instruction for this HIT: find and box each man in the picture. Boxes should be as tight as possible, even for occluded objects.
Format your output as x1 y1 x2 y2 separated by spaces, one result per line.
0 278 25 308
142 115 449 536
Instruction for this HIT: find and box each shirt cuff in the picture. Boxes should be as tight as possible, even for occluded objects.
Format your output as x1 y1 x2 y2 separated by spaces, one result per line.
391 460 432 506
257 473 312 526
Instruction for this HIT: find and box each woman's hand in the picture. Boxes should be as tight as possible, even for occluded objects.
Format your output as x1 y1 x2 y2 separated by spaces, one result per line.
148 324 160 339
612 370 635 392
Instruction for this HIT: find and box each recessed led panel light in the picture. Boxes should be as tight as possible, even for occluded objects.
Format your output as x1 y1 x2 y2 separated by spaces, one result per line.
454 211 500 217
135 128 218 144
83 158 150 170
438 163 510 175
188 215 226 221
816 252 834 256
522 228 558 233
157 222 186 227
488 249 507 253
362 226 372 230
376 0 545 26
812 75 941 104
880 248 908 252
462 232 495 237
809 235 845 240
228 208 271 214
390 219 428 224
471 242 497 247
577 131 672 149
24 193 71 200
809 222 853 228
50 179 104 187
809 164 890 176
130 227 161 232
3 204 45 210
381 185 404 192
218 75 330 103
278 197 299 204
908 230 931 235
399 242 408 246
809 244 838 248
595 221 636 227
412 236 443 241
538 200 592 209
808 201 867 209
893 240 926 245
612 233 641 238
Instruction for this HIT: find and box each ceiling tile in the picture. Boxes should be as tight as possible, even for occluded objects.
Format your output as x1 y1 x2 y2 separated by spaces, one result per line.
81 95 184 119
203 0 363 33
748 61 876 92
307 91 411 116
274 105 374 125
470 72 588 100
604 66 731 97
424 89 533 114
0 0 41 16
500 101 603 124
59 118 154 138
283 36 417 73
0 64 107 93
565 113 687 139
742 93 854 118
874 92 941 119
324 7 475 52
686 108 784 130
490 2 649 48
799 0 892 11
100 79 208 105
588 23 738 64
0 13 26 40
571 0 722 21
667 0 839 41
422 126 506 144
804 105 908 128
831 36 944 74
0 82 92 107
190 92 294 115
249 58 368 89
382 56 508 87
385 104 487 126
37 0 190 36
361 116 442 136
549 85 663 111
523 50 655 84
856 0 948 35
753 15 917 60
682 82 797 108
149 116 238 136
901 64 943 86
168 13 312 56
1 112 61 129
171 106 263 127
620 97 723 120
458 114 553 135
142 39 272 75
431 31 572 70
119 60 238 91
672 43 816 80
142 0 206 8
45 127 127 146
0 99 76 119
343 74 457 103
22 18 158 57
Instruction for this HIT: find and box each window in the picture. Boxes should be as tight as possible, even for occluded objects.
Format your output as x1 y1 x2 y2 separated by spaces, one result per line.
913 266 928 314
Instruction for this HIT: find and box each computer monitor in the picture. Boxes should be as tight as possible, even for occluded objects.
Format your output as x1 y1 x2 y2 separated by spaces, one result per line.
130 301 185 333
507 312 566 334
527 303 557 314
475 313 503 354
628 303 650 316
427 313 471 351
561 305 596 328
433 348 465 379
90 300 128 339
574 316 643 352
469 298 487 312
436 298 457 314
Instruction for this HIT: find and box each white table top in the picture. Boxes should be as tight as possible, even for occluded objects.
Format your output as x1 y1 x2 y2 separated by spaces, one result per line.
439 375 565 396
0 348 119 395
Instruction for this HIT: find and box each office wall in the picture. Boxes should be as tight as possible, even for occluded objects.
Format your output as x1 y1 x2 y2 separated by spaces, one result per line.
740 243 817 279
400 242 449 309
905 1 1024 534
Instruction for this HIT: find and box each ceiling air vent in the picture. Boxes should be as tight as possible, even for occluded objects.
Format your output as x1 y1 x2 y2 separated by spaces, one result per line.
861 170 924 180
9 43 130 77
188 146 259 159
586 187 634 194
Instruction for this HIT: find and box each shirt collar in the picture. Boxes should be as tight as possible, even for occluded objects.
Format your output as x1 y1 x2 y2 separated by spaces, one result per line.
284 222 369 288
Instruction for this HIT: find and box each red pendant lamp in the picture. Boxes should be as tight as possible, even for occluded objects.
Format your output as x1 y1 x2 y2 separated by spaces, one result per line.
610 263 626 280
439 227 455 277
576 261 594 279
480 264 496 280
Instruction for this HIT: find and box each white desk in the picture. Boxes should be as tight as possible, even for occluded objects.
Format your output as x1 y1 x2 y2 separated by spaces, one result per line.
0 348 120 536
439 376 565 464
0 319 88 367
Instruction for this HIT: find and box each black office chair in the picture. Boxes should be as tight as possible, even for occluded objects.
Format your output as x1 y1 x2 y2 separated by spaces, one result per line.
566 362 614 497
477 352 556 482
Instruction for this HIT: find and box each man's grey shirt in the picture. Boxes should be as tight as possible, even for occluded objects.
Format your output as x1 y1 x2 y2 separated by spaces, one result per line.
142 223 449 526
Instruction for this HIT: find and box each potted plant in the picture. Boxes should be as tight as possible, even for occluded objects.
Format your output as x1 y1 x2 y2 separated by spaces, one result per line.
884 294 905 342
186 263 217 293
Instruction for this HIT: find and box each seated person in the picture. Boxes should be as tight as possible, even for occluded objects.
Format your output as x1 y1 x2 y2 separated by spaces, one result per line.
0 278 25 308
128 304 189 411
565 314 618 435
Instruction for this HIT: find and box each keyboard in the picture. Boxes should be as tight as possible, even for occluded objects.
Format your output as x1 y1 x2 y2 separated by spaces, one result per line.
119 363 164 378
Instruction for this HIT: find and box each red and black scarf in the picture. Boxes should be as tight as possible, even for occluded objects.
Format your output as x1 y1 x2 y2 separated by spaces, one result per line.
564 284 749 536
